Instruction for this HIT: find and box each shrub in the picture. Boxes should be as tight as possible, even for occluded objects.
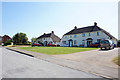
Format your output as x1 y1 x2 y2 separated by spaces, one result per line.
113 55 120 66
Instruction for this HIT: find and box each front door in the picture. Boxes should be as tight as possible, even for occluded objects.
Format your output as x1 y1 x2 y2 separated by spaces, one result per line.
69 41 73 47
44 41 47 46
87 41 92 47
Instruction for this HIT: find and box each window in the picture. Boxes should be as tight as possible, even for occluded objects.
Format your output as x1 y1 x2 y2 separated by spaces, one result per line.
62 41 66 44
44 38 45 40
74 40 77 45
70 35 72 38
82 33 85 37
74 35 77 38
97 32 99 36
82 40 85 45
64 36 67 38
89 33 91 36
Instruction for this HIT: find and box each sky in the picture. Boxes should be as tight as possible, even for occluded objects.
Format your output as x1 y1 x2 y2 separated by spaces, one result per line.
2 1 118 41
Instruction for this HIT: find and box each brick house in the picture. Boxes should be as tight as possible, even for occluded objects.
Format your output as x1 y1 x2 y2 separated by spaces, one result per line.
2 35 12 43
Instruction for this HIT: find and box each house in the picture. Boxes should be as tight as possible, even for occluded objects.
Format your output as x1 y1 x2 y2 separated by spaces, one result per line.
0 36 2 45
60 22 117 47
36 31 61 46
2 35 12 43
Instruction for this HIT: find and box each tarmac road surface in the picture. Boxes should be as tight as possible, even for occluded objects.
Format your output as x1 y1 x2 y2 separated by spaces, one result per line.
1 47 101 78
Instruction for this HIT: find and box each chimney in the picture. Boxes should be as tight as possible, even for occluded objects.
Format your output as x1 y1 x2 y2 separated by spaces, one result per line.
44 33 46 35
74 26 77 29
94 22 97 26
51 31 54 34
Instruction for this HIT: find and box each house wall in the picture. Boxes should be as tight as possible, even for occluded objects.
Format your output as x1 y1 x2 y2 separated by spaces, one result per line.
111 38 117 45
60 31 114 47
2 35 11 42
36 36 60 46
36 37 54 46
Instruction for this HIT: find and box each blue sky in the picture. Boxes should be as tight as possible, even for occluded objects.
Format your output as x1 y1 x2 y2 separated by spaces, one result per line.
2 2 118 41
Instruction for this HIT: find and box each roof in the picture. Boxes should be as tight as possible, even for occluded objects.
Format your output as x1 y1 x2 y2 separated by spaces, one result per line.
64 25 102 35
64 22 117 40
37 33 52 39
2 35 11 39
37 31 61 42
102 30 117 40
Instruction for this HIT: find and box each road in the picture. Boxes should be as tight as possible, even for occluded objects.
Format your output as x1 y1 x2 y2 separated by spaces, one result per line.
53 48 118 78
1 47 101 78
0 47 2 80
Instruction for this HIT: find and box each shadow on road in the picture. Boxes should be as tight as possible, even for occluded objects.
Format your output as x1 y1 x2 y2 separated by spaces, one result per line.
98 49 114 52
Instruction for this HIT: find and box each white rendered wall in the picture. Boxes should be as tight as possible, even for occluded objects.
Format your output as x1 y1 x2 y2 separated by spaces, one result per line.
60 31 115 47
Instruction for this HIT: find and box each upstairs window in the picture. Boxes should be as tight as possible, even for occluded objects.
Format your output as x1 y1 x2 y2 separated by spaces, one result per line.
97 32 99 36
70 35 72 38
74 35 77 38
89 33 91 36
64 36 67 38
82 33 85 37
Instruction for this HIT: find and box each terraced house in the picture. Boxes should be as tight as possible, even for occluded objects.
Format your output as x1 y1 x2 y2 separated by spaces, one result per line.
60 22 117 47
36 31 61 46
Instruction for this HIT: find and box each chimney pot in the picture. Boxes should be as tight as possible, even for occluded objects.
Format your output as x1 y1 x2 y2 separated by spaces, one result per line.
51 31 54 34
94 22 97 26
74 26 77 29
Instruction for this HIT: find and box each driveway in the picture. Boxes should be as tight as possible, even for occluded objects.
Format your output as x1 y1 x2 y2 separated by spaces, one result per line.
53 48 119 78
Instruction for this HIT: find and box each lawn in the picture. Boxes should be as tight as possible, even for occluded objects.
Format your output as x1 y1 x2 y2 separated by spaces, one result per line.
17 47 99 55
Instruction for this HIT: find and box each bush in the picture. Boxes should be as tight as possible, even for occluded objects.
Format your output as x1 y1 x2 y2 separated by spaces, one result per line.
4 40 12 46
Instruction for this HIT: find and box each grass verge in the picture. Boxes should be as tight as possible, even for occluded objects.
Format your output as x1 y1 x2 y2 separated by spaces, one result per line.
17 47 99 55
113 55 120 66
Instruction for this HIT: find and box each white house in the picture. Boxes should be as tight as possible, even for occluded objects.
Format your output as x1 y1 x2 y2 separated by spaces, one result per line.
60 22 117 47
36 31 61 46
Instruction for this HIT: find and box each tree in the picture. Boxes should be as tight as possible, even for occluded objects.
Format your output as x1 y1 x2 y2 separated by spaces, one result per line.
4 40 12 46
13 32 28 45
31 37 37 43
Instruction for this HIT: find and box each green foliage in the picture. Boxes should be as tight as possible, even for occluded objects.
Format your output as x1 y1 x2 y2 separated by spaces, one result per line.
31 37 37 43
27 41 32 45
13 32 28 45
4 40 12 46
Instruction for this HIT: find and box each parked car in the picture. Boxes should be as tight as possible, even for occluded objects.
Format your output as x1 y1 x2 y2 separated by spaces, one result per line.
32 43 41 47
89 42 100 47
100 39 114 50
47 43 56 46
